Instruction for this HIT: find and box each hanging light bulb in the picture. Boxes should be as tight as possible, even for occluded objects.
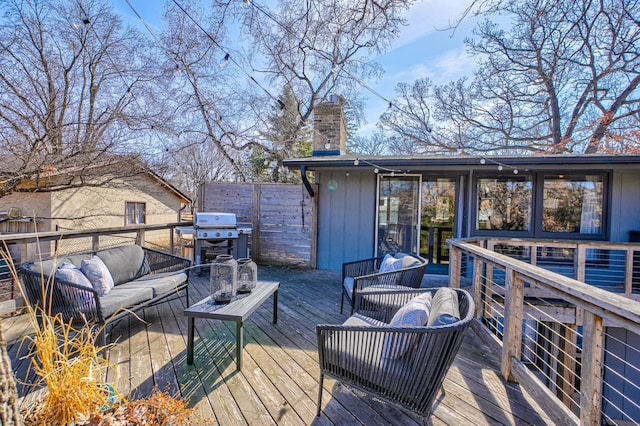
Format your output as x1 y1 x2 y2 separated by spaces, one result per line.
220 53 230 67
243 0 250 6
353 159 360 166
498 165 503 171
332 62 339 74
513 169 519 174
324 141 331 149
480 158 486 165
276 99 285 117
390 171 395 177
374 168 379 174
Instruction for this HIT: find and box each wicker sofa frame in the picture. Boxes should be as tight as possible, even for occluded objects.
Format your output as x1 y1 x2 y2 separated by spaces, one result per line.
19 246 191 343
341 254 428 315
317 287 474 420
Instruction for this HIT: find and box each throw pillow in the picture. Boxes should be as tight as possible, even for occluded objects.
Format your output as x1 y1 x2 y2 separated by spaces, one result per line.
382 292 433 360
379 254 403 274
55 262 94 306
426 288 461 327
81 255 115 297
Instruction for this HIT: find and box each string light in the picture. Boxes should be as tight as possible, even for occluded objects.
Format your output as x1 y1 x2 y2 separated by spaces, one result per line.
480 157 519 175
220 53 230 67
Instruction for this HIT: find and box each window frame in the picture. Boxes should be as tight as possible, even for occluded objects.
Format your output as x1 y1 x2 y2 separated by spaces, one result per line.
471 171 610 240
471 172 535 238
125 201 146 226
535 172 609 241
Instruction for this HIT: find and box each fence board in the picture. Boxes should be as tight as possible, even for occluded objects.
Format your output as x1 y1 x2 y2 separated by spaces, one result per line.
200 182 316 267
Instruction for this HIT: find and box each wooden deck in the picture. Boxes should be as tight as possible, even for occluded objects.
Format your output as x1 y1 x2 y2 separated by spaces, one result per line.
5 266 557 425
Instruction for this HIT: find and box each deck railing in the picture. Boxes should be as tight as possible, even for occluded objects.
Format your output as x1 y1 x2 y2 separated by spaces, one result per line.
0 222 191 315
449 238 640 425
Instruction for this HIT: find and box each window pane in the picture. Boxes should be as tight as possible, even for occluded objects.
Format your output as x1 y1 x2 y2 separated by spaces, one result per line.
477 176 532 231
136 203 145 224
125 203 135 225
378 176 420 255
543 175 603 234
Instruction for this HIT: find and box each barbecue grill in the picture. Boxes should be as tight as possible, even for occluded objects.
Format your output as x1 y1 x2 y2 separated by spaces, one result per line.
176 212 251 268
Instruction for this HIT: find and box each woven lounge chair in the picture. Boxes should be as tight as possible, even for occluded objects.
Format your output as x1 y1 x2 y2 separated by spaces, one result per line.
317 287 474 421
341 252 427 315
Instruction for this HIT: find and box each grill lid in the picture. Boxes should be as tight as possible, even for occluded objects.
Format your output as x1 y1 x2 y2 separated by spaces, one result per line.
194 212 237 228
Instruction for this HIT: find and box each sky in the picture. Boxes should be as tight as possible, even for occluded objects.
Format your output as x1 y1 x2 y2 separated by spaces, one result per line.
111 0 482 137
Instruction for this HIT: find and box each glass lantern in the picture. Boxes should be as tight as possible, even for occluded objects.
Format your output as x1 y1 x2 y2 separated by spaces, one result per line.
237 258 257 294
210 254 237 303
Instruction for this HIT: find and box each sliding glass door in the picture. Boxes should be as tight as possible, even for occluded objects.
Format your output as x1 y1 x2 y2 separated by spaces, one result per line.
377 175 421 256
420 178 456 273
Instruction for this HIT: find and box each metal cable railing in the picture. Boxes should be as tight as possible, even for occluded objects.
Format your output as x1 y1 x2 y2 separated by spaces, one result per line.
450 238 640 425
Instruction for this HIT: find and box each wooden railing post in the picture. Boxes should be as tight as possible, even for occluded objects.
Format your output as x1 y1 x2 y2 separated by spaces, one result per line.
501 268 524 382
580 310 604 426
575 244 586 283
449 246 462 289
473 257 483 319
92 235 99 252
625 248 634 295
135 229 145 247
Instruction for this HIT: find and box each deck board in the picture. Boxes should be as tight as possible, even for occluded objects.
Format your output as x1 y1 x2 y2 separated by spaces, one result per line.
4 265 557 425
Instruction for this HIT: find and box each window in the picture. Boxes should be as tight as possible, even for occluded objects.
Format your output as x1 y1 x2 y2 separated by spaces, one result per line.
476 176 533 231
542 174 604 235
125 202 146 225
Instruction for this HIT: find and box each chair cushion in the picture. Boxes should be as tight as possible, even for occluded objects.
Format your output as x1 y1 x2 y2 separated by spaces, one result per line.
382 293 432 360
379 254 403 273
81 256 115 297
343 276 355 299
96 245 149 286
98 283 153 319
426 288 460 327
54 262 94 306
127 271 189 297
393 253 422 268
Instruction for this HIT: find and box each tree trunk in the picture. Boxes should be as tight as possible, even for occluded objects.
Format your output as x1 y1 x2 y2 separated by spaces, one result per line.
0 324 20 426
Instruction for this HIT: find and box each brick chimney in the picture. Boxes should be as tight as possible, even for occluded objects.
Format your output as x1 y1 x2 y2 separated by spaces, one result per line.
312 95 346 156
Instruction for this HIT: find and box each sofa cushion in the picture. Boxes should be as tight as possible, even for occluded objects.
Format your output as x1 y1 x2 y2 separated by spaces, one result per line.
23 254 92 276
96 245 149 286
81 256 115 297
98 283 153 319
54 262 94 306
382 293 432 360
426 288 460 327
127 271 188 297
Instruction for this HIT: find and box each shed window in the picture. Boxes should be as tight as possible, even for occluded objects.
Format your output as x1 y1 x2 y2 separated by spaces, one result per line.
125 202 146 225
542 175 603 235
476 176 533 232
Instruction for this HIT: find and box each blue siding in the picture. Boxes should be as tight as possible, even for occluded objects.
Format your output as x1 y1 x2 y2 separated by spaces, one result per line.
316 171 376 270
610 171 640 242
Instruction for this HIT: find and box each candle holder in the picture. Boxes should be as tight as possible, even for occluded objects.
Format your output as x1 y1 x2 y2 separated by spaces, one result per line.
237 258 257 293
210 254 237 303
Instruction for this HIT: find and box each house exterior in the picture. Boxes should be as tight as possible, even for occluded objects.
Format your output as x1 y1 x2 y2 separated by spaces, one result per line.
285 100 640 422
0 168 190 246
284 100 640 271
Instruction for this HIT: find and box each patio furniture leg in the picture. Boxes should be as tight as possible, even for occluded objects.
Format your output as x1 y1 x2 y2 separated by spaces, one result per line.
340 291 344 314
187 317 195 365
273 290 278 324
316 373 324 416
236 320 243 371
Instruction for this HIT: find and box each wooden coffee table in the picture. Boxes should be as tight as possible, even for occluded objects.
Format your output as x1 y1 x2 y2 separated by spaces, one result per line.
184 280 279 370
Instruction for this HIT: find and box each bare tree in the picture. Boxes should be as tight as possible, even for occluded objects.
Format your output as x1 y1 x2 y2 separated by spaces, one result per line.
241 0 414 152
347 129 391 155
381 0 640 155
0 0 159 196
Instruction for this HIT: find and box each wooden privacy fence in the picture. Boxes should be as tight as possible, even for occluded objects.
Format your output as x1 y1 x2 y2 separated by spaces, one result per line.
199 182 317 268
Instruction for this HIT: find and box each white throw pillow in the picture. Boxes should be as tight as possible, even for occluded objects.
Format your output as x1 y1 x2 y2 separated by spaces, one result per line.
382 292 433 360
81 256 115 297
55 262 94 305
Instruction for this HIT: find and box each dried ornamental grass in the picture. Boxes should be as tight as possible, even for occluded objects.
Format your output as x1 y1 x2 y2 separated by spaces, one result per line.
23 313 114 425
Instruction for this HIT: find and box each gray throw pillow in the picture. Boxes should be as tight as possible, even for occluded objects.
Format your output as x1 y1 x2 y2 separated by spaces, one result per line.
426 288 460 327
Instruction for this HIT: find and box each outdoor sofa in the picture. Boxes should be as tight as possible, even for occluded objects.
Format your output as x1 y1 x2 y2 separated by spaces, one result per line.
317 286 474 420
341 252 428 314
19 245 191 343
